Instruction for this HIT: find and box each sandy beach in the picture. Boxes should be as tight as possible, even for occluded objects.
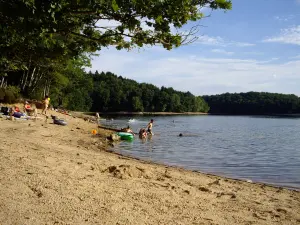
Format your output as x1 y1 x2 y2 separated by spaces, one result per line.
0 111 299 225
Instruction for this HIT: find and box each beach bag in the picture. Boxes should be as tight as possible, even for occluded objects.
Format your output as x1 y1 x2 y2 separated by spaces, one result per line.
1 107 9 115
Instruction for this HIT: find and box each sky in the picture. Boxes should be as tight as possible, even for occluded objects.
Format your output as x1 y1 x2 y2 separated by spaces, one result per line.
91 0 300 96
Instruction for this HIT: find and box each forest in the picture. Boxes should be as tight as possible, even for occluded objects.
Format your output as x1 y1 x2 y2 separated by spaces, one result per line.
0 0 231 113
203 92 300 115
0 69 210 113
89 71 209 112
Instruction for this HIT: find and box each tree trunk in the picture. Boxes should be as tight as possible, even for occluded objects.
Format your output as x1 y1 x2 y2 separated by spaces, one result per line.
43 80 47 98
28 66 36 87
0 76 4 88
46 82 51 96
31 72 44 93
22 56 32 91
3 80 7 88
20 70 26 89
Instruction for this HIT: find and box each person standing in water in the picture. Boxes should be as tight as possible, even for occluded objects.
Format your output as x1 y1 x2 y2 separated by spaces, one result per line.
147 119 154 135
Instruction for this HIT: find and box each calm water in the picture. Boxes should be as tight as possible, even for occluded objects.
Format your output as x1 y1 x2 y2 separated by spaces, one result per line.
102 115 300 189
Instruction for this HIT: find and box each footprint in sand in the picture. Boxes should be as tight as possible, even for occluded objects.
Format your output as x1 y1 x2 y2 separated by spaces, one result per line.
198 186 210 192
105 165 150 179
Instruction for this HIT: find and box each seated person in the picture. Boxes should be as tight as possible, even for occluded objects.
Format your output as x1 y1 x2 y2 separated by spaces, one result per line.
139 128 147 138
121 126 135 135
24 101 37 116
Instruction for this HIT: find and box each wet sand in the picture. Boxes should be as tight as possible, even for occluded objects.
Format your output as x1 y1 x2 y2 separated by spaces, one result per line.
0 111 299 225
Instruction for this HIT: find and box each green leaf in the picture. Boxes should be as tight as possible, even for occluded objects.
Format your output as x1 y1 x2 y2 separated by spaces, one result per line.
155 15 163 24
112 0 119 12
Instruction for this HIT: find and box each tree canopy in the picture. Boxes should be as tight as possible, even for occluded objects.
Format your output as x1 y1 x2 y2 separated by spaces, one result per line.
89 71 210 112
0 0 232 74
0 0 231 110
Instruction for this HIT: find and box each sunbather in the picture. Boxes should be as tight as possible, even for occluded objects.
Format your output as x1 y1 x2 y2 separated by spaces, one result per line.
24 101 37 117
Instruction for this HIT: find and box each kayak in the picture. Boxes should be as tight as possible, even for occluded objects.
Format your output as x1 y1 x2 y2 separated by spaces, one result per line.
116 132 134 141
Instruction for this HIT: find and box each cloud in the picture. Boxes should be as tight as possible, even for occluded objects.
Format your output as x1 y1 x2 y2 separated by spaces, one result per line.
242 51 264 56
91 49 300 96
211 49 234 55
197 35 255 47
263 25 300 45
274 15 295 22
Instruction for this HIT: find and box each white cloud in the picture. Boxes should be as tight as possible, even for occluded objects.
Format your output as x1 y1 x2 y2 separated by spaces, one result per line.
263 25 300 45
197 35 255 47
274 15 295 22
211 49 234 55
242 51 264 56
91 49 300 96
234 42 255 47
197 35 224 45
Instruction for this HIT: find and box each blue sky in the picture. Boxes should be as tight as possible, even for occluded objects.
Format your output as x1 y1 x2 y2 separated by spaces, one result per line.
91 0 300 96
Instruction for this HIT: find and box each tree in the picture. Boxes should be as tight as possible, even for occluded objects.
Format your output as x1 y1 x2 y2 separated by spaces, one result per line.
0 0 232 73
0 0 232 107
132 96 144 112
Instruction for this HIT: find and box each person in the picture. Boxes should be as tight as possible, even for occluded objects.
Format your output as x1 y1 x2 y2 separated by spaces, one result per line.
14 105 20 112
139 128 147 139
147 119 154 135
42 95 50 115
24 101 37 117
121 126 135 135
95 112 100 124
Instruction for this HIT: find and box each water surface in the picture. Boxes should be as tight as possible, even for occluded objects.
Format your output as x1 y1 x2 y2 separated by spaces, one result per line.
102 115 300 189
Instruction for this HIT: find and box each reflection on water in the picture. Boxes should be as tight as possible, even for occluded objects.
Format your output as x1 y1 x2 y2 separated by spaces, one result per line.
104 115 300 189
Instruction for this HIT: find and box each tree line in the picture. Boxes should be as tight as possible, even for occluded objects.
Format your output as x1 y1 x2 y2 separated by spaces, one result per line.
89 71 210 112
203 92 300 115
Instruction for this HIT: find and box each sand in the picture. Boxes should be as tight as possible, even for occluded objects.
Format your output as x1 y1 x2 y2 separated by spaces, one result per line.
0 110 299 225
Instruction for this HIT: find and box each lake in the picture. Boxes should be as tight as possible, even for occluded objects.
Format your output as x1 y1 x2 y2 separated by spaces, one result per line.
101 115 300 189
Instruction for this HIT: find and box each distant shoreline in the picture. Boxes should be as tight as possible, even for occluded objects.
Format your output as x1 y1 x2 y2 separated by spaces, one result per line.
86 111 209 116
83 111 300 117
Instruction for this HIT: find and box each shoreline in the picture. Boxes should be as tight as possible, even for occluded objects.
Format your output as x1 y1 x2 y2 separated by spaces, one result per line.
84 111 208 116
105 149 300 192
0 111 299 224
83 111 300 118
97 125 300 191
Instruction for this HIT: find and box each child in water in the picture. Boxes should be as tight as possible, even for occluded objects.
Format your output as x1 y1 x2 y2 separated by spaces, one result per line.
147 119 154 135
139 128 147 139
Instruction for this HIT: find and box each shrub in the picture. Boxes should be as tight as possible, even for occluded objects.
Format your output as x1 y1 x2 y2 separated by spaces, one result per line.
0 88 5 101
3 90 16 104
6 85 20 99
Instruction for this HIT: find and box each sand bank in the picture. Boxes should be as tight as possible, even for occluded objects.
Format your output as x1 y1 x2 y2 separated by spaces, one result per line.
0 111 299 225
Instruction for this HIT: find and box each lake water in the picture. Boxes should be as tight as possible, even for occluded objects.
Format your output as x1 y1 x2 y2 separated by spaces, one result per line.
102 115 300 189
